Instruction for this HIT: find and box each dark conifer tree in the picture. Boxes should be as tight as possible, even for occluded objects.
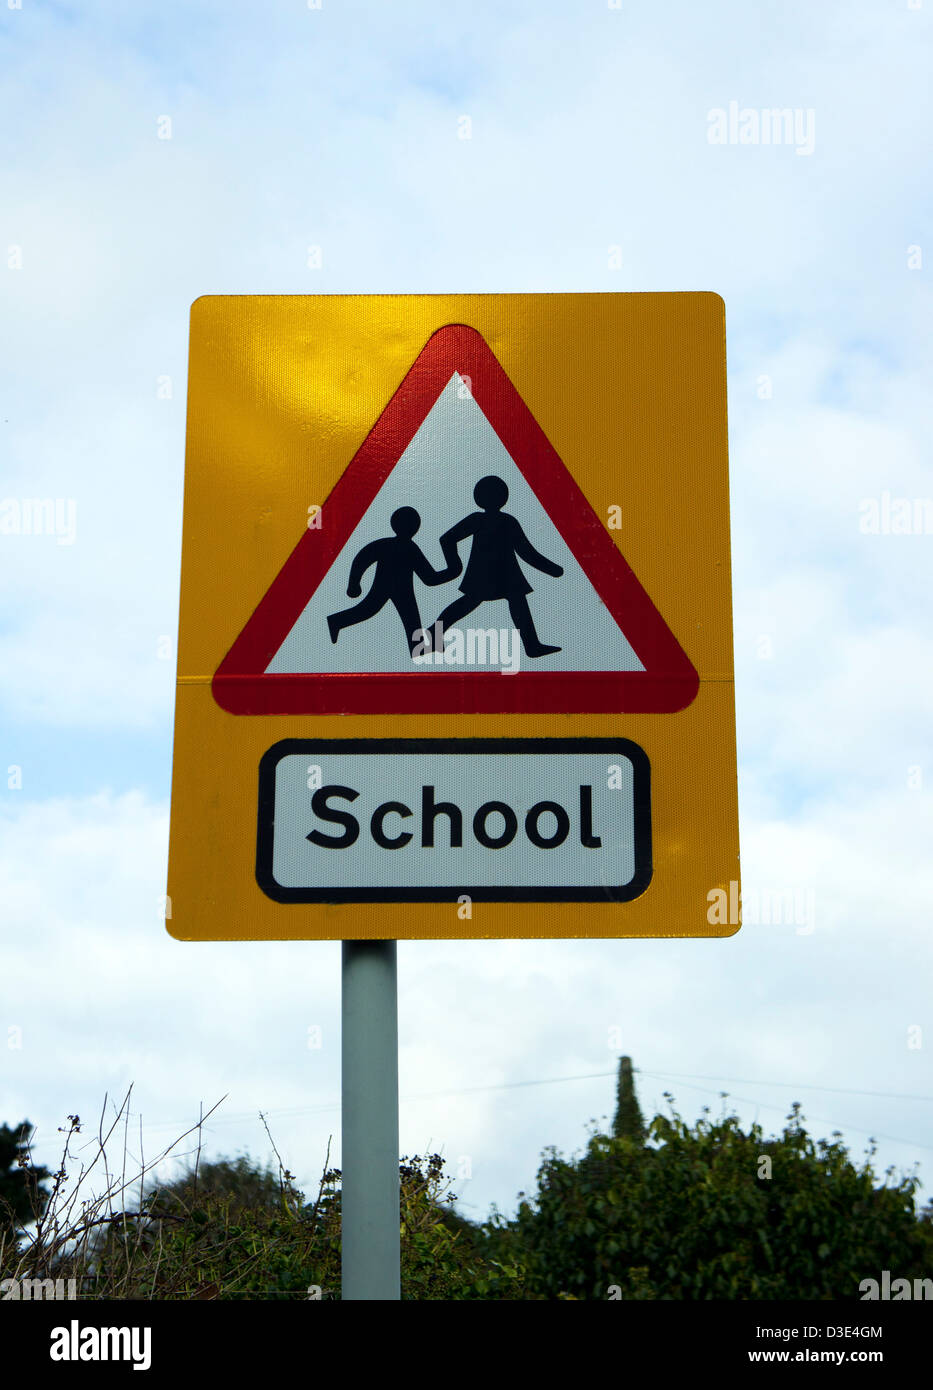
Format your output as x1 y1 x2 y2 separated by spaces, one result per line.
0 1120 52 1231
612 1056 645 1142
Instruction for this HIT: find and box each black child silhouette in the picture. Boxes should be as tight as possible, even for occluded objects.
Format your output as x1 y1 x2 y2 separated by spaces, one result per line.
326 506 454 657
430 475 564 657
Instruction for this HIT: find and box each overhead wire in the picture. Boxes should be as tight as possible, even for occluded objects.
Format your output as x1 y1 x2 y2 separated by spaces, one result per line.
132 1065 932 1158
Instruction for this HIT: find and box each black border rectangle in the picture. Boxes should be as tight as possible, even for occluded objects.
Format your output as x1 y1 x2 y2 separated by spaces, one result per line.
256 738 651 905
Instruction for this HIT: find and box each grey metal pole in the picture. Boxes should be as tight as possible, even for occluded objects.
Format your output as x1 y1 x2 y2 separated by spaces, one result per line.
341 939 400 1300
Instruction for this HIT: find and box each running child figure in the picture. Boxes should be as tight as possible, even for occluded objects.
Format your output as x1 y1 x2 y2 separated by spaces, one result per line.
326 506 456 657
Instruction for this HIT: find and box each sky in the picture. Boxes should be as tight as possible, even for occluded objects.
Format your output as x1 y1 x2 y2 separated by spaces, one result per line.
2 0 932 1231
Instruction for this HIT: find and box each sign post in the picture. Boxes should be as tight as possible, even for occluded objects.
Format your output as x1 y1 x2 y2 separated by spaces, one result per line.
168 292 740 1299
340 940 400 1301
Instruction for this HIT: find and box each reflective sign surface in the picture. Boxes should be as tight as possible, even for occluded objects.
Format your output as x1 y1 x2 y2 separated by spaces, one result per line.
167 293 739 939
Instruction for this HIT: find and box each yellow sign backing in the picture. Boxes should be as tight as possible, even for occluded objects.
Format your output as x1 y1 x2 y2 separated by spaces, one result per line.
167 293 739 940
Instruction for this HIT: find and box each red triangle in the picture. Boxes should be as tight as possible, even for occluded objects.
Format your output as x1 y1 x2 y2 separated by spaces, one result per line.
212 324 699 716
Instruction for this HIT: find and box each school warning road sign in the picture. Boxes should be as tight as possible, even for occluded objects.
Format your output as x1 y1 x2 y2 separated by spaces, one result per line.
167 293 740 941
212 324 698 716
